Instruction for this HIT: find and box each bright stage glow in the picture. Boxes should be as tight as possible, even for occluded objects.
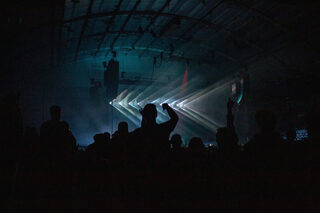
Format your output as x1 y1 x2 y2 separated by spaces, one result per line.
109 74 243 141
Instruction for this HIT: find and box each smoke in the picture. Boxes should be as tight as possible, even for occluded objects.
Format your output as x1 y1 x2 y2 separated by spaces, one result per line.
109 73 239 143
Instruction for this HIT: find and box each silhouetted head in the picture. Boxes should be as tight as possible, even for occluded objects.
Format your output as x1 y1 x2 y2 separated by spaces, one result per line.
112 131 118 139
93 134 99 142
255 110 277 133
141 104 157 126
171 134 182 149
50 105 61 121
94 133 105 143
103 132 111 141
118 122 128 135
188 137 204 153
216 127 238 153
59 121 70 134
216 127 229 143
60 121 69 129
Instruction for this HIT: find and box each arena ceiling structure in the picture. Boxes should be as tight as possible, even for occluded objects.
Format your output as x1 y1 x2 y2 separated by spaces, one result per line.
53 0 320 145
1 0 319 145
60 0 320 73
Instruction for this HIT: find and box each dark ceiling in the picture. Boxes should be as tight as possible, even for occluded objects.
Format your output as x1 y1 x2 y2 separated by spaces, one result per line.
60 0 320 71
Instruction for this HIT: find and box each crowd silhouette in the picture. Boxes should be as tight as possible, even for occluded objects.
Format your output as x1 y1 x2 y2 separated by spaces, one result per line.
0 93 319 212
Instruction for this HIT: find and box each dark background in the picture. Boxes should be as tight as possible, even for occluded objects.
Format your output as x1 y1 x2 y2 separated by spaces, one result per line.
1 0 319 145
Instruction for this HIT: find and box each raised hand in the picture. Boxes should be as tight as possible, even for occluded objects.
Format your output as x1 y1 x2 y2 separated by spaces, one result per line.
227 98 235 111
162 103 170 111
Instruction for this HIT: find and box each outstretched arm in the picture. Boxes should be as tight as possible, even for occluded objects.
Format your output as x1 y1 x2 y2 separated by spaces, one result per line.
162 103 178 123
227 98 235 130
161 103 179 131
227 98 239 144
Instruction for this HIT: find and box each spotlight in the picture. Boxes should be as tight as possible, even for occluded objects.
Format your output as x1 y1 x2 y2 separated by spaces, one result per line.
109 101 112 105
177 103 184 108
129 101 135 108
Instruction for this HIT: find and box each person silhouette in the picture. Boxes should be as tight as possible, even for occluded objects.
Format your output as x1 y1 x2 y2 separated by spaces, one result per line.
244 109 284 169
118 121 128 136
112 121 128 139
111 122 129 168
216 99 238 159
130 103 179 167
86 133 110 162
0 93 23 202
57 121 77 155
40 105 62 141
40 106 75 164
139 103 178 132
171 134 183 151
0 93 23 156
187 137 206 175
188 137 205 157
170 134 186 169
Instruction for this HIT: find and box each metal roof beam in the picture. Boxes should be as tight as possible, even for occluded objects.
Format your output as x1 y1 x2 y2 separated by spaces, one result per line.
66 30 187 43
167 0 225 58
232 0 291 33
233 0 320 56
136 0 189 57
182 0 225 37
131 0 171 49
74 0 95 61
95 0 124 55
64 46 218 66
63 11 215 27
145 1 289 69
107 0 142 56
